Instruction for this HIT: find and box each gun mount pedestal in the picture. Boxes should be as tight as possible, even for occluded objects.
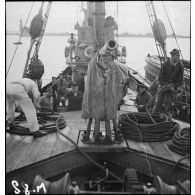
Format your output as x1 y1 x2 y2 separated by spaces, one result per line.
82 118 123 144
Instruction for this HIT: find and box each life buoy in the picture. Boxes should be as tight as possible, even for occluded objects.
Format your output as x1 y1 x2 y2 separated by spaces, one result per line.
64 47 70 58
84 46 94 58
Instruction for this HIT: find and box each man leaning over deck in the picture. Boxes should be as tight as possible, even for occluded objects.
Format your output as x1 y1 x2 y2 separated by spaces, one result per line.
6 78 47 138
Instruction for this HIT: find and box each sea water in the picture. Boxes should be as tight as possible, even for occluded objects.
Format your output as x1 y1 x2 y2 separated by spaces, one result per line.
6 35 190 86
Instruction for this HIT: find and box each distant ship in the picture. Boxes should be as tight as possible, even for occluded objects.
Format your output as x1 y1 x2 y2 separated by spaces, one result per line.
19 19 30 37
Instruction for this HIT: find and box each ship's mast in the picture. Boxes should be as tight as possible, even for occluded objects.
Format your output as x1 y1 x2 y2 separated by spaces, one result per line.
93 1 106 50
146 1 167 60
151 2 167 59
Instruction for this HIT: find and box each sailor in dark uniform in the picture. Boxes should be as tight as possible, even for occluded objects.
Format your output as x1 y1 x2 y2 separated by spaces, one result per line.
152 49 184 113
66 83 83 111
135 84 152 112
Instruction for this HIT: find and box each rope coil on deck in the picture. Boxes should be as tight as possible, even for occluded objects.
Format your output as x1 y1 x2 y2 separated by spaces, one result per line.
118 112 179 142
6 108 66 136
168 127 190 156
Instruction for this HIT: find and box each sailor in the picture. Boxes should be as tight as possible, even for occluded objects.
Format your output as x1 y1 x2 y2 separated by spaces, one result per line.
66 83 83 111
135 84 152 112
39 90 53 111
56 74 67 107
6 78 47 138
176 85 190 122
51 77 58 112
68 33 77 61
152 49 184 113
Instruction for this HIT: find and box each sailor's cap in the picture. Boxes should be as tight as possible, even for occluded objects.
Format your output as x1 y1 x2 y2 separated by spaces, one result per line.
170 48 180 56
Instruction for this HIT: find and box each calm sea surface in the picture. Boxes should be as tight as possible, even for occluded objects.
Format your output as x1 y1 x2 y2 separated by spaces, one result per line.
6 35 190 86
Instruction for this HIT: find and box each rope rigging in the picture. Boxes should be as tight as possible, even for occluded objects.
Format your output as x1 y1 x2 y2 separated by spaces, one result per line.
23 1 52 78
145 1 166 67
6 2 35 78
116 1 119 43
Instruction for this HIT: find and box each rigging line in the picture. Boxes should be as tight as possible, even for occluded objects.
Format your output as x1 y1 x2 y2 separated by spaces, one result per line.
33 2 52 57
151 1 167 59
145 1 163 67
162 1 190 80
162 1 185 61
6 2 35 78
162 1 190 121
116 1 119 42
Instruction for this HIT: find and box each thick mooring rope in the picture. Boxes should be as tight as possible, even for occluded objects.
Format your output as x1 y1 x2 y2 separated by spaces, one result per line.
118 112 179 142
6 108 66 136
168 127 190 156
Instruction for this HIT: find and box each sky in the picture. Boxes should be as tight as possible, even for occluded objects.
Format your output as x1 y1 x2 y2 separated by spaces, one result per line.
6 1 190 36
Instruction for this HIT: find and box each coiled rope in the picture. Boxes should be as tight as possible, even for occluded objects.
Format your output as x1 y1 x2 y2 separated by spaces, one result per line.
6 108 66 136
118 112 179 142
168 127 190 156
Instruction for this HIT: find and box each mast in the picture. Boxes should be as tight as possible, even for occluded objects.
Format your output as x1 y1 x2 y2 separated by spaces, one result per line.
93 1 106 49
146 1 167 60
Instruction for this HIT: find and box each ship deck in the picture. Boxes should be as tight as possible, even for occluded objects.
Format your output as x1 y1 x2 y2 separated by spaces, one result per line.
6 106 190 172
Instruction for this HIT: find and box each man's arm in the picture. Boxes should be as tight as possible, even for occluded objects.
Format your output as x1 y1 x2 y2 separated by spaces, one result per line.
32 86 41 108
176 62 184 88
158 62 165 86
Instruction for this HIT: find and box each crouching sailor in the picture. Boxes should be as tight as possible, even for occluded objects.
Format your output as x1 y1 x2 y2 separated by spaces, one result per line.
135 84 152 112
6 78 47 138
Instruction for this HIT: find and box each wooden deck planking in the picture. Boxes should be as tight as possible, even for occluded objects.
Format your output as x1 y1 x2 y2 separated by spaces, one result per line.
51 126 75 156
6 136 33 172
6 109 190 173
15 136 48 170
137 141 156 156
126 139 141 151
6 134 25 156
34 133 58 162
149 141 175 162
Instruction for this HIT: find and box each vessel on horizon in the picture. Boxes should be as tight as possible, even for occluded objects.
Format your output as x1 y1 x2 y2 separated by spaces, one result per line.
19 19 30 37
